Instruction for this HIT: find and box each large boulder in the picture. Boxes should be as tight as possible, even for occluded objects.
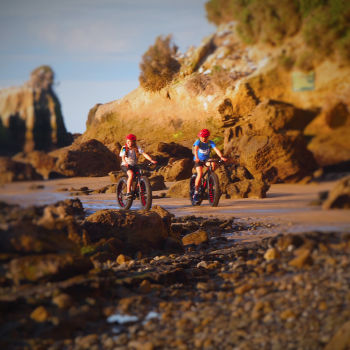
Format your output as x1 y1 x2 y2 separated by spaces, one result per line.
0 199 91 285
83 207 178 254
216 165 270 198
167 179 190 198
304 98 350 167
56 139 120 177
0 157 43 184
307 127 350 167
156 142 193 159
225 132 317 183
0 199 85 246
157 158 193 181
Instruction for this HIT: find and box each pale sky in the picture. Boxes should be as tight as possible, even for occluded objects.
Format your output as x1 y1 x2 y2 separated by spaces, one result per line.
0 0 215 133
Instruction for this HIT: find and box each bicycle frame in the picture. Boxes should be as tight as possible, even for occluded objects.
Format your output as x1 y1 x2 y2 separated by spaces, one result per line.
198 159 221 188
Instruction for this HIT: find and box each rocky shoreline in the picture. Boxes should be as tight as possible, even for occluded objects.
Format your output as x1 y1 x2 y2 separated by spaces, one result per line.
1 197 350 350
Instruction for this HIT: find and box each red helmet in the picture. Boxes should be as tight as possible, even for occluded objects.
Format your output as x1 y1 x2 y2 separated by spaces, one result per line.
126 134 136 141
198 129 210 138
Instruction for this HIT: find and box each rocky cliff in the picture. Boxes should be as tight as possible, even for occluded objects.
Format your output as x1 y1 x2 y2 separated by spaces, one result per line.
0 66 72 155
84 22 350 182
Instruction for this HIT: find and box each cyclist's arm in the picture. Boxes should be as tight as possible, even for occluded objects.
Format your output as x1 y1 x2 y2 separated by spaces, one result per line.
213 146 227 161
142 152 157 164
120 148 128 167
193 145 200 162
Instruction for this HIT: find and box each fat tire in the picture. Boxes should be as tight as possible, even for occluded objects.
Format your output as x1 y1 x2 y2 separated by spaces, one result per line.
189 174 202 206
208 172 220 207
139 176 152 210
116 176 133 210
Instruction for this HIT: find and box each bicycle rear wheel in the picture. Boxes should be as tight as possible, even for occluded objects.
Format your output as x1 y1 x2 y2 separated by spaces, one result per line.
208 172 220 207
116 177 133 210
139 176 152 210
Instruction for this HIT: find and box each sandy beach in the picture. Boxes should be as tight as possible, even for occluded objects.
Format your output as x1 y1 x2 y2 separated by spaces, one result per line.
1 176 349 235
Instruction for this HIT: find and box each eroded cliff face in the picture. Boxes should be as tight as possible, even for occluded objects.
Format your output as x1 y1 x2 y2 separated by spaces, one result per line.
0 66 72 155
84 23 350 182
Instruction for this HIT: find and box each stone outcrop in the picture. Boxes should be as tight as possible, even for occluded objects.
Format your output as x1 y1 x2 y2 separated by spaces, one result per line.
167 164 269 198
13 150 61 179
0 157 43 184
55 139 120 177
83 207 179 254
0 199 182 283
0 65 72 155
322 175 350 210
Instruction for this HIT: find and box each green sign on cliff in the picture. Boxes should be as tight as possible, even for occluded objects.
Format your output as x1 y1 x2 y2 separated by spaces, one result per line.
292 71 315 92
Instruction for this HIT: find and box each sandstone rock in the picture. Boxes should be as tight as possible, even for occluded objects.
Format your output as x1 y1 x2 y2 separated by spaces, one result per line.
288 248 313 268
226 132 317 183
13 150 61 179
264 248 280 261
116 254 132 265
35 198 85 228
0 222 79 255
182 230 209 246
0 199 85 250
56 139 120 177
157 158 193 181
307 127 350 167
167 179 189 198
30 306 50 323
109 170 124 183
156 142 192 159
325 321 350 350
0 157 42 184
322 175 350 209
9 253 92 284
83 208 171 253
248 99 317 133
151 205 175 228
52 293 74 309
149 174 166 190
0 66 72 155
226 179 269 198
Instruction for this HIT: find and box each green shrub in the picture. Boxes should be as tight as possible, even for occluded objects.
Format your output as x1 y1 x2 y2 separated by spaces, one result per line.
205 0 350 62
139 35 180 92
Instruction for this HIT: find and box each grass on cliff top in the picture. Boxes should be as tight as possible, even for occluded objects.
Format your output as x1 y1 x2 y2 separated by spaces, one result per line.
205 0 350 63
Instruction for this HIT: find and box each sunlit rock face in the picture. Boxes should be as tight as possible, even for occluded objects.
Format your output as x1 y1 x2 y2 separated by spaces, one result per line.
0 65 72 155
83 23 350 182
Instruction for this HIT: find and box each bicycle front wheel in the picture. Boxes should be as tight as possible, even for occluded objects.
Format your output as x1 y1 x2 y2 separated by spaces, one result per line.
208 172 220 207
139 176 152 210
116 177 133 210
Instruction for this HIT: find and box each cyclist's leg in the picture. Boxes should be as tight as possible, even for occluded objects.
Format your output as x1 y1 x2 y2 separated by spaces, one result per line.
126 169 134 194
195 164 203 191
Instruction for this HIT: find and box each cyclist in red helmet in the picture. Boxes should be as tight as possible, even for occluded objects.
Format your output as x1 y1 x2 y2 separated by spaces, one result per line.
192 129 227 203
119 134 157 198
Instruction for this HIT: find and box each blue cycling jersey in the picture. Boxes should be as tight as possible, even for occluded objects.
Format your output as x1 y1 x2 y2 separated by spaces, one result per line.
193 139 216 161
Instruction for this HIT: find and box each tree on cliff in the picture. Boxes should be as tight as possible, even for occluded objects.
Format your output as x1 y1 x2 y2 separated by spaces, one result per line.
139 35 180 92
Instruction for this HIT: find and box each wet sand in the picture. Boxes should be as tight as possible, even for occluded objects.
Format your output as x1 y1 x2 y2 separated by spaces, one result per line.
1 176 349 235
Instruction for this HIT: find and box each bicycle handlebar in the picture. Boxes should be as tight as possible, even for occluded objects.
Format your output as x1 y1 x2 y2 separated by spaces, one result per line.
138 163 160 171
